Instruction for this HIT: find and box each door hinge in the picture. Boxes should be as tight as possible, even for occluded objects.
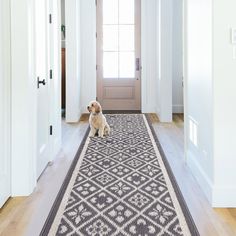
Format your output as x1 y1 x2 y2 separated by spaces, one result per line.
50 69 53 79
96 97 98 101
95 0 97 6
49 14 52 24
50 125 53 135
96 65 98 70
96 32 97 38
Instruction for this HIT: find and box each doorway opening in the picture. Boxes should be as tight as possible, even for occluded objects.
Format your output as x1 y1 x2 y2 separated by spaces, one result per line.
96 0 141 111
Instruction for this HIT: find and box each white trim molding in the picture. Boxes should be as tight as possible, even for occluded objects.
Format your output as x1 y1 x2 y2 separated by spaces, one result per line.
0 0 11 207
212 186 236 207
186 150 213 204
65 0 82 122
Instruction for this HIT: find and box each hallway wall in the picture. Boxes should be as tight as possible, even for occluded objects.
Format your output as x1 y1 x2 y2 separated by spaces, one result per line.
0 0 11 207
141 0 159 113
80 0 96 112
186 0 236 207
65 0 82 122
212 0 236 206
172 0 183 113
186 0 214 203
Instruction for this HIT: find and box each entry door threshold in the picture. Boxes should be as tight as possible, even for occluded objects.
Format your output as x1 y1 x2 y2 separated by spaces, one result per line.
103 110 142 114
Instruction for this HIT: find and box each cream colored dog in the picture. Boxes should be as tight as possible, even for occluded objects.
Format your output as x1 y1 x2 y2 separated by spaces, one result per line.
87 101 110 138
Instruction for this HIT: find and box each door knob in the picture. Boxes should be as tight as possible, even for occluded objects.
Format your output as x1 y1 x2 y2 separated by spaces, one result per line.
37 77 46 88
136 58 140 71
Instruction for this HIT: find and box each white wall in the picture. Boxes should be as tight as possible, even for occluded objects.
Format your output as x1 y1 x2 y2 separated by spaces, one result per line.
65 0 96 118
141 0 173 122
172 0 183 113
80 0 96 112
158 0 173 122
65 0 81 122
141 0 159 113
212 0 236 207
186 0 236 207
186 0 214 203
0 0 11 207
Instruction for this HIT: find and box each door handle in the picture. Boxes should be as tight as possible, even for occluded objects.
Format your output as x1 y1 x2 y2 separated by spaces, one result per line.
136 58 140 71
37 77 46 88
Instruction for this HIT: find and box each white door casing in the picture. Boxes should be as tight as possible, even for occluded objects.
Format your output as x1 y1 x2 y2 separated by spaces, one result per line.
48 0 62 159
0 0 11 207
97 0 141 110
35 0 51 178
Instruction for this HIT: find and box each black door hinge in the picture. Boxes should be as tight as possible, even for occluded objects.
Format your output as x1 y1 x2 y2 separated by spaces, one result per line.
50 69 53 79
49 14 52 24
50 125 53 135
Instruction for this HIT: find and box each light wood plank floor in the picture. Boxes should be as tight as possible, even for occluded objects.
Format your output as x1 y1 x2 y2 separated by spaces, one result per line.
0 114 236 236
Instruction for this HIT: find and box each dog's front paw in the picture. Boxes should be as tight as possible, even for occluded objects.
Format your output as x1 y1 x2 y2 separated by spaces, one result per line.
98 130 104 138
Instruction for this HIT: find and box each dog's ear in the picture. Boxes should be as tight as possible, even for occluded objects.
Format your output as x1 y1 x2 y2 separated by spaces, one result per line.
95 102 101 113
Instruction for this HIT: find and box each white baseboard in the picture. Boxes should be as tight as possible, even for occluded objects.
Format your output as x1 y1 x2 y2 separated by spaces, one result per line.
212 186 236 207
187 150 213 204
172 104 184 113
155 106 160 117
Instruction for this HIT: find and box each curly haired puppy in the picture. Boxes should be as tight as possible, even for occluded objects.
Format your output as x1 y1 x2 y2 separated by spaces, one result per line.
87 101 110 138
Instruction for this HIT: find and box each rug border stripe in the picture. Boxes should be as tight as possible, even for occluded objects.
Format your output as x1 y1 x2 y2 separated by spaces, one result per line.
40 127 90 236
144 114 200 236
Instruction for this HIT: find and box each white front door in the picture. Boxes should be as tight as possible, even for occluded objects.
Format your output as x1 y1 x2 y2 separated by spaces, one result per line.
0 0 11 207
35 0 51 178
97 0 141 110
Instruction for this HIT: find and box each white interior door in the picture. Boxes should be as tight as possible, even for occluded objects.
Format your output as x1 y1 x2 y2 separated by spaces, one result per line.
35 0 51 178
0 0 11 208
97 0 141 110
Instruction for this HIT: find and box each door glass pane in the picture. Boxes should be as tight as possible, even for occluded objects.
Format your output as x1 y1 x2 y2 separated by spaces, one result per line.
103 52 119 78
103 25 118 51
119 25 134 51
119 52 135 78
103 0 118 24
119 0 134 24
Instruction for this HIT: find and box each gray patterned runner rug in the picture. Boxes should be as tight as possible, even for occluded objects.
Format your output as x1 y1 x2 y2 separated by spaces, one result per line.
41 114 199 236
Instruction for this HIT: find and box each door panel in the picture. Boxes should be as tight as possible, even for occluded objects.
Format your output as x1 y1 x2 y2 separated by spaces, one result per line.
35 0 50 178
0 0 11 208
97 0 141 110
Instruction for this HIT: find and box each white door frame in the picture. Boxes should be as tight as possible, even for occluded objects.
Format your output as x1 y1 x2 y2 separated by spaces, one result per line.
0 0 11 207
48 0 62 160
96 0 141 111
183 0 188 162
65 0 82 122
